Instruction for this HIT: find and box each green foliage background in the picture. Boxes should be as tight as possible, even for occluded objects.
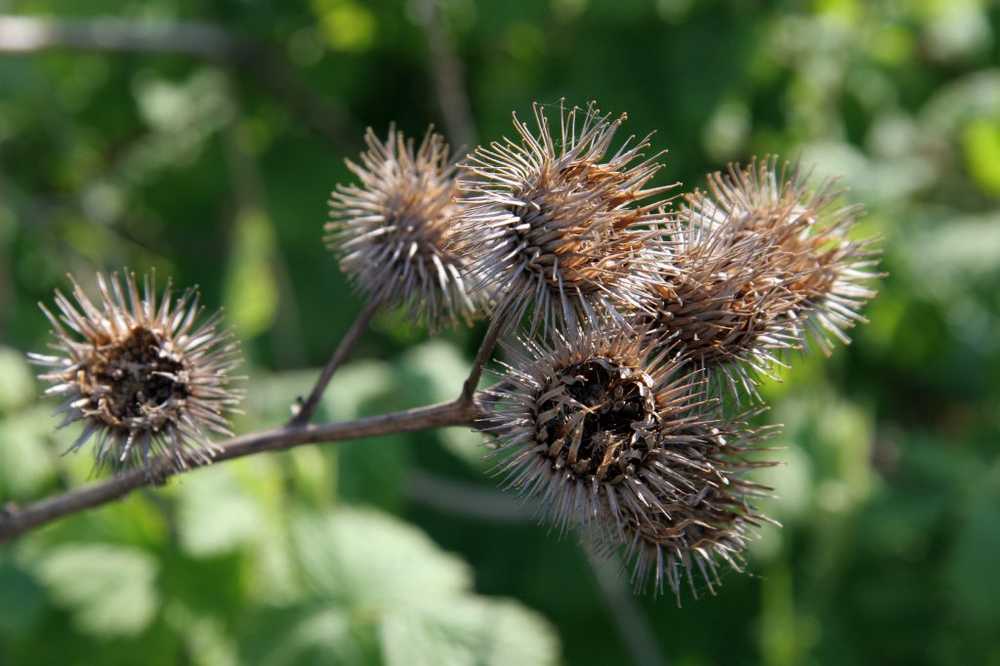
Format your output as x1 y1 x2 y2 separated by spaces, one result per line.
2 0 1000 664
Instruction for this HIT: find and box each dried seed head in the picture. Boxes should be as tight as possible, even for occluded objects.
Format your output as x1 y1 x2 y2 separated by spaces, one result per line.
325 127 479 328
483 325 776 599
29 272 243 472
608 412 778 601
649 213 804 398
651 157 881 398
454 101 673 333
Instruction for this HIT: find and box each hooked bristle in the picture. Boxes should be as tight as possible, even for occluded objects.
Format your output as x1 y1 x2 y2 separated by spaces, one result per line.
481 323 778 600
648 156 881 400
453 100 674 334
325 126 482 329
28 271 243 473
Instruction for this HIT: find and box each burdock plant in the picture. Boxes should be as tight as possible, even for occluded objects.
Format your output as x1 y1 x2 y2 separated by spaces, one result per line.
8 100 880 603
28 272 242 472
483 326 778 599
325 126 481 329
453 101 672 333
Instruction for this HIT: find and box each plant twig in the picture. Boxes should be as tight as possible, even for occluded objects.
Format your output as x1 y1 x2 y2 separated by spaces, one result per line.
0 14 351 144
460 310 506 403
289 299 380 426
0 14 245 58
0 397 484 543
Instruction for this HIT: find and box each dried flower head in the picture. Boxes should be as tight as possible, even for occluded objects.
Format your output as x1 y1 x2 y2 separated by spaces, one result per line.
29 272 243 472
648 213 804 398
482 325 776 599
454 101 672 333
325 126 479 328
650 157 880 398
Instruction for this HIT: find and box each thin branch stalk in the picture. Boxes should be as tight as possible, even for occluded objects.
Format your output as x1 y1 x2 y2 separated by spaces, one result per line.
460 310 506 402
289 299 380 426
0 398 484 543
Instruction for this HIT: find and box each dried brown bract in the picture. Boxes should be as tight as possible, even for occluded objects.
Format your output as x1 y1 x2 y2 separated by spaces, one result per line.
454 101 673 333
650 157 881 398
325 127 479 328
29 272 243 472
482 324 777 599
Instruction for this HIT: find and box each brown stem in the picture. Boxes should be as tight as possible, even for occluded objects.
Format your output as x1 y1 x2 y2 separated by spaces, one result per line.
0 397 484 543
289 300 380 427
460 310 506 403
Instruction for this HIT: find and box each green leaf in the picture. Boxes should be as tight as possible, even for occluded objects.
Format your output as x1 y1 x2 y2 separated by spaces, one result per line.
34 544 159 637
325 360 398 420
165 603 240 666
291 507 472 607
0 346 34 413
397 341 469 404
397 341 487 468
176 465 266 557
379 597 561 666
246 606 380 666
0 406 57 498
335 435 411 511
962 118 1000 196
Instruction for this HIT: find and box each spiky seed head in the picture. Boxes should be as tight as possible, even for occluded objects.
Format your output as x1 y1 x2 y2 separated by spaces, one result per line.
454 100 673 333
650 156 881 399
325 126 479 329
29 272 243 473
684 157 881 353
482 325 777 599
649 211 805 399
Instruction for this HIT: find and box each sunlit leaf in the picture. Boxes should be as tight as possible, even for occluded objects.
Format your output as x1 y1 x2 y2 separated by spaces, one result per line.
34 544 159 637
291 507 471 607
0 346 34 413
176 465 266 557
379 597 560 666
0 406 57 498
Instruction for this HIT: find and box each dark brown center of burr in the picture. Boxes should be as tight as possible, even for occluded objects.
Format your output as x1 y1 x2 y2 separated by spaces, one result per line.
90 326 188 421
536 358 657 482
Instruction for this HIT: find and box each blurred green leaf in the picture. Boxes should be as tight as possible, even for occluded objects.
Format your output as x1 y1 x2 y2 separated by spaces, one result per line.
962 118 1000 196
247 607 380 666
397 341 486 467
291 506 472 607
325 361 397 420
0 406 57 498
177 465 266 557
0 346 34 413
34 544 158 637
397 341 469 404
165 602 240 666
380 597 560 666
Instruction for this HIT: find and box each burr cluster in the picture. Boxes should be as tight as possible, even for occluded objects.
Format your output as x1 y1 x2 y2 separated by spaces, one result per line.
31 99 879 600
321 100 879 598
